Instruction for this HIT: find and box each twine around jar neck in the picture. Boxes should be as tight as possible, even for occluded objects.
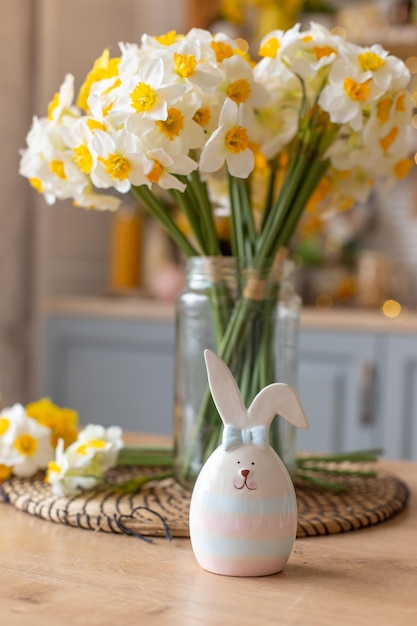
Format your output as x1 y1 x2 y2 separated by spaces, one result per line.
242 248 288 301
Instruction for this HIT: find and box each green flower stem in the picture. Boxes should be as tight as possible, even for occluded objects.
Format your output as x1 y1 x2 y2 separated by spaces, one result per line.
255 151 304 259
236 177 257 256
296 465 377 478
273 159 329 252
177 151 330 484
295 471 347 492
131 185 197 257
117 446 173 466
297 449 383 464
178 295 274 483
189 170 221 256
261 161 278 230
170 188 207 254
259 153 322 260
228 174 246 258
112 471 173 494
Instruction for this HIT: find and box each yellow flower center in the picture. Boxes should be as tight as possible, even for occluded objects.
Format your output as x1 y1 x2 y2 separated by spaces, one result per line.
380 126 399 151
49 160 67 179
76 439 107 455
394 158 413 179
343 77 371 101
73 145 93 174
48 92 60 121
0 417 10 436
395 93 407 112
130 82 157 113
302 36 313 43
29 178 43 193
377 97 392 123
147 160 164 184
47 461 61 475
174 52 197 78
211 41 234 62
314 46 337 60
98 154 131 181
14 434 38 457
0 464 12 481
154 30 177 45
156 107 184 140
227 78 252 104
225 126 249 153
358 51 385 72
193 107 211 127
258 37 280 58
87 119 106 132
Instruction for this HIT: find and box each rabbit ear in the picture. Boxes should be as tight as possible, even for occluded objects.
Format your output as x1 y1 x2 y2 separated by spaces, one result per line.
248 383 309 430
203 350 247 427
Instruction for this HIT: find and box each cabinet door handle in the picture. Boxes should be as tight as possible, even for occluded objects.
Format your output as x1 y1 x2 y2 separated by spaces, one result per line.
359 363 376 425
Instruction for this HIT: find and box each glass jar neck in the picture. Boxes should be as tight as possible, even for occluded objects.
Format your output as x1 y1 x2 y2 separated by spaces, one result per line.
184 256 289 298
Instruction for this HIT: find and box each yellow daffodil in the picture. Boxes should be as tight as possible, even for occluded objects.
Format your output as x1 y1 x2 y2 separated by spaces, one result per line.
25 397 78 448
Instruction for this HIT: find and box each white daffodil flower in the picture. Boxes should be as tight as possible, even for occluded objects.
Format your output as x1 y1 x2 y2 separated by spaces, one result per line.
318 58 385 131
279 22 341 81
159 39 223 93
127 92 205 157
113 56 185 123
199 98 254 178
19 114 88 205
46 425 124 496
221 55 270 109
338 41 410 92
46 73 77 123
73 424 124 472
255 24 301 76
0 404 53 478
144 148 198 191
91 128 153 193
46 439 101 497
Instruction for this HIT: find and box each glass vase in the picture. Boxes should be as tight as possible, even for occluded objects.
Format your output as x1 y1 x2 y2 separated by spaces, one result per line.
173 256 301 489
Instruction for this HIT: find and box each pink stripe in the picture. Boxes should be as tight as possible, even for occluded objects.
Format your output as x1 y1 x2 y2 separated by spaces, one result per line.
191 507 297 539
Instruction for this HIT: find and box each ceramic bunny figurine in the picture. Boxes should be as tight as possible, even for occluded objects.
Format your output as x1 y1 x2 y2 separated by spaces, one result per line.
189 349 309 577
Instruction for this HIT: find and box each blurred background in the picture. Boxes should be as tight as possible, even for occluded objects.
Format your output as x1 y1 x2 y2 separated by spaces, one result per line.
1 1 417 452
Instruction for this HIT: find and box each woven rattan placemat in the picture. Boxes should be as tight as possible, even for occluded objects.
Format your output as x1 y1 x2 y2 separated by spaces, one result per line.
0 464 409 541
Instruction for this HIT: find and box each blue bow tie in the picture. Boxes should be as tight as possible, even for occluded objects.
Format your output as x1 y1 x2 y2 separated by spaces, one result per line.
222 424 268 450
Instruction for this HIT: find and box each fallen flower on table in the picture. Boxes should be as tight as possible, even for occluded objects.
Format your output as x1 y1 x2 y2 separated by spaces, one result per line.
0 403 54 479
46 424 124 496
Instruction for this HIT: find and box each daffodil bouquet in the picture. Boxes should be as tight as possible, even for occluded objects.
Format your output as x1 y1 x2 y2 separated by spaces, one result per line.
20 23 415 485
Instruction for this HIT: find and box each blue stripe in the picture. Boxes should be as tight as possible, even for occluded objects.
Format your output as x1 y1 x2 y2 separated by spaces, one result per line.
192 490 296 515
191 533 295 560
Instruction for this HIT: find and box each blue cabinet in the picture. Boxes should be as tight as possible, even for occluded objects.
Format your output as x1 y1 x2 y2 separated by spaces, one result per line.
382 335 417 460
43 316 175 435
41 310 417 459
296 331 381 454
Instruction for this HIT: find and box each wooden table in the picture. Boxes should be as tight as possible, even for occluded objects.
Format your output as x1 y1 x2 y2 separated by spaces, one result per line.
1 453 416 625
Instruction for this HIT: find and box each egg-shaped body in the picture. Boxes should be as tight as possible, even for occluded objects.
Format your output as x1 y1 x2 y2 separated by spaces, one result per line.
189 444 297 577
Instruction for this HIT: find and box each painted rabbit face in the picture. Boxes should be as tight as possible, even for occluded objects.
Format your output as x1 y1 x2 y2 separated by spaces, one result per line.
200 444 291 499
